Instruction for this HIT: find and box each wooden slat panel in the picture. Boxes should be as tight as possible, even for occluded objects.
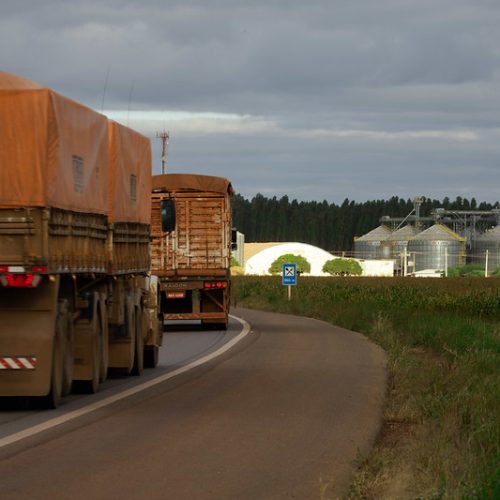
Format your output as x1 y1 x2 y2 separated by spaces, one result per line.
110 222 150 274
150 192 230 275
0 207 110 272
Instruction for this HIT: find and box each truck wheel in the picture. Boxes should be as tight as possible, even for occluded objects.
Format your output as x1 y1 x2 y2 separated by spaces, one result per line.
98 300 109 383
144 345 159 368
131 306 144 376
42 329 64 409
215 321 228 331
80 315 101 394
202 320 228 331
60 301 74 397
122 300 136 375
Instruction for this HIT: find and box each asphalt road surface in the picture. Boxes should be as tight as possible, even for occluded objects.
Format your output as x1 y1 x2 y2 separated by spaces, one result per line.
0 308 386 499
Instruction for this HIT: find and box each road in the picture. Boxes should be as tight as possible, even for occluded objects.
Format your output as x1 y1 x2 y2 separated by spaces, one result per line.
0 318 245 441
0 308 386 499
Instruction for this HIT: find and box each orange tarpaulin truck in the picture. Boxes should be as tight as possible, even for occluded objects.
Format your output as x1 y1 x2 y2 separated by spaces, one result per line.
151 174 234 330
0 72 162 407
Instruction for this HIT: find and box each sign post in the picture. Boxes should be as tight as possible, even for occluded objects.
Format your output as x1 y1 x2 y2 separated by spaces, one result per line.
282 263 297 301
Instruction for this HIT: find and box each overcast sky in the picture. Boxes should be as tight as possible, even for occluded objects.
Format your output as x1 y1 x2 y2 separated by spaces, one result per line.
2 0 499 204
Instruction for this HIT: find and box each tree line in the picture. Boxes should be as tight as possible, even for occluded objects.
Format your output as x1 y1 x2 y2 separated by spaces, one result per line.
232 194 499 251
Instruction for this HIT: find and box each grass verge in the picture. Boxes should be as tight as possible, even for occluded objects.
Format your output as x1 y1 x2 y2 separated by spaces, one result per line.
231 276 500 499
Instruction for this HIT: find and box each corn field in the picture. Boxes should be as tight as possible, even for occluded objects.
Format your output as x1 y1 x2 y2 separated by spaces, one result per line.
231 276 500 498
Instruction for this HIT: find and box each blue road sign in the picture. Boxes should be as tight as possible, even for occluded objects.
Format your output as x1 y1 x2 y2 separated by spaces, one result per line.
282 263 297 286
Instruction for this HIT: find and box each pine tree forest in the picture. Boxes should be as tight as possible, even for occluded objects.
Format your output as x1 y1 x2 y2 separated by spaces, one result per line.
232 194 500 252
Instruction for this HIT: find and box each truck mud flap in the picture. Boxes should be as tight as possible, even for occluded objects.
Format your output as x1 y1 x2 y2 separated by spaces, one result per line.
0 309 55 397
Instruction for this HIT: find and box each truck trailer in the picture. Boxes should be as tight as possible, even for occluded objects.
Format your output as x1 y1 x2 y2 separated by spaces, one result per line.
151 174 234 330
0 72 162 407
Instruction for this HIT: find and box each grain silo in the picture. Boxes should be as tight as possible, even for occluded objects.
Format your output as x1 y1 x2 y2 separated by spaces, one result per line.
382 224 420 261
354 225 392 260
407 224 465 272
473 225 500 272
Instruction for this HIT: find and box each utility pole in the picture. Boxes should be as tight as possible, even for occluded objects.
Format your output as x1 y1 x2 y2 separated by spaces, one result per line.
414 196 423 229
156 130 170 174
444 246 448 277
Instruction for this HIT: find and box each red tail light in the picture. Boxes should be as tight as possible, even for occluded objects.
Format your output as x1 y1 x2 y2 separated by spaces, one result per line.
204 281 228 289
0 273 42 288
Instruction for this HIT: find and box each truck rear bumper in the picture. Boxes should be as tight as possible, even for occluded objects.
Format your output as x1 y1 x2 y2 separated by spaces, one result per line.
164 312 227 321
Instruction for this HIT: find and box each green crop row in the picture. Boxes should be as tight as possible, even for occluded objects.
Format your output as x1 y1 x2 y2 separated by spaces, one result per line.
234 276 500 319
231 276 500 498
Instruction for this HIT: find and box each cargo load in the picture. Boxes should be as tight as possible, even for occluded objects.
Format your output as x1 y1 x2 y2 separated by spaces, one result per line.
108 120 152 224
151 173 234 329
108 120 152 274
0 71 109 272
0 72 162 407
151 173 233 275
0 71 108 214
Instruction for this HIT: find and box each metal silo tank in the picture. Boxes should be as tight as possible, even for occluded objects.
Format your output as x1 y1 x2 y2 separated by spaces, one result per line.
354 225 392 259
383 224 420 261
407 224 465 272
474 225 500 271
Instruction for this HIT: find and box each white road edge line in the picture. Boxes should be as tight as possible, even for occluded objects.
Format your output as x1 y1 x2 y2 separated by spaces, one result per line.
0 314 251 449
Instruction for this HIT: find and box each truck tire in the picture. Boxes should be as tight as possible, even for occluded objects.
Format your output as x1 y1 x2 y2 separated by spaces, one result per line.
144 345 159 368
60 300 74 397
215 322 228 331
42 329 64 409
72 307 100 394
83 317 100 394
123 300 136 374
131 306 144 376
202 320 228 331
98 299 109 383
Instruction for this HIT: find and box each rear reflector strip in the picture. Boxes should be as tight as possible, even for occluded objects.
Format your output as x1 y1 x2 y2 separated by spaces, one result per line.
0 266 26 273
0 266 47 274
0 357 37 370
31 266 48 273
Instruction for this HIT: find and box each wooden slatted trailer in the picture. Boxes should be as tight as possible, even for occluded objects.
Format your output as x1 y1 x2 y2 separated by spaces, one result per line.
151 174 234 330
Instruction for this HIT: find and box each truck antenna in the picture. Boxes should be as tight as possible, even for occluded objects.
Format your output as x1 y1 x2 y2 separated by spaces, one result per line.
156 129 170 174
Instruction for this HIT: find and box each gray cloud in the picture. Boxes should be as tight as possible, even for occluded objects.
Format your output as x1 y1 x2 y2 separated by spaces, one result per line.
1 0 499 203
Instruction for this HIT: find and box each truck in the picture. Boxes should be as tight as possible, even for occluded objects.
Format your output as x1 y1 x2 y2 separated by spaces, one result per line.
0 72 162 407
151 174 234 330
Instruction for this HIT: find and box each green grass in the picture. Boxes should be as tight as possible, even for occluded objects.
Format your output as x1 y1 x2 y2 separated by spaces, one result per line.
231 276 500 499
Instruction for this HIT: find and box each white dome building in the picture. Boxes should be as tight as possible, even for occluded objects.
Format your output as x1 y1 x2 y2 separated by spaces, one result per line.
244 242 336 276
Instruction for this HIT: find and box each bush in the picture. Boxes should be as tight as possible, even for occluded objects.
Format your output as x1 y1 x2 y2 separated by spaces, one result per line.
268 254 311 275
323 258 363 276
448 264 486 277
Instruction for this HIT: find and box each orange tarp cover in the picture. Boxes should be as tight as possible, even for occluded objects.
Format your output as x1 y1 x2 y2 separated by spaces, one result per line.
0 71 108 214
152 173 233 195
108 121 152 224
